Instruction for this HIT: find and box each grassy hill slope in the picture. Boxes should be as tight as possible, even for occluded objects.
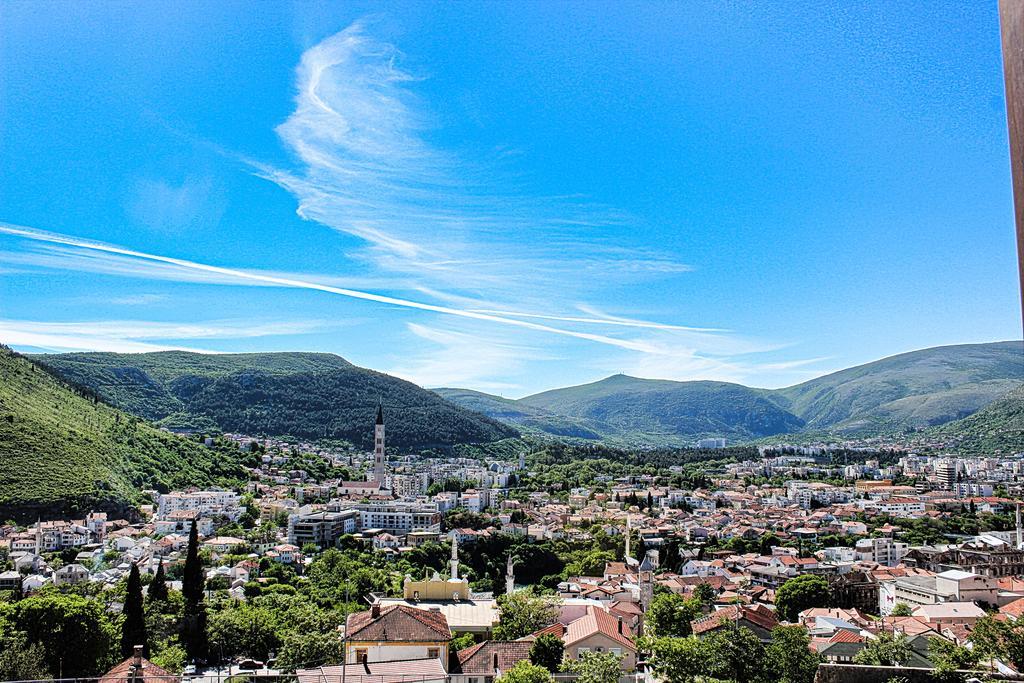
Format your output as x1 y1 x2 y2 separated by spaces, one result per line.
771 341 1023 433
518 374 804 443
33 351 518 449
0 346 248 522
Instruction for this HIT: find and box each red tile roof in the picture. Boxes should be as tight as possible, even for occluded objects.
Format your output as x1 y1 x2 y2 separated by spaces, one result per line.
455 641 533 674
100 655 174 683
1002 597 1024 618
298 658 447 683
565 606 635 650
692 604 779 635
346 605 451 642
829 629 864 644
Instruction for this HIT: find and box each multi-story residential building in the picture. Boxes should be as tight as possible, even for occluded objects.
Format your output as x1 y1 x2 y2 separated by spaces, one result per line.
955 482 994 498
859 497 926 517
287 509 359 548
157 490 241 520
389 473 428 499
854 537 909 567
356 501 442 534
934 459 957 490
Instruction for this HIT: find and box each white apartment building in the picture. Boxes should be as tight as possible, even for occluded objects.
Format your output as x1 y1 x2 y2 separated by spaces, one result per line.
157 490 242 520
356 501 442 534
855 537 909 567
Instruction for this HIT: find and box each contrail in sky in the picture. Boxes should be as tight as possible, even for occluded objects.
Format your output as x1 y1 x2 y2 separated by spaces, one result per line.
0 223 661 353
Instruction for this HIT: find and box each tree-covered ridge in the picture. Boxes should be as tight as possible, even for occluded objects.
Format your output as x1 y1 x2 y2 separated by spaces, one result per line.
0 346 249 522
32 351 518 449
441 342 1024 445
771 340 1024 433
433 388 609 440
927 384 1024 455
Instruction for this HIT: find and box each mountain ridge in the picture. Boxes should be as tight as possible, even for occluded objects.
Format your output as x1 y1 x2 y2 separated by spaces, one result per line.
440 341 1024 446
30 350 518 449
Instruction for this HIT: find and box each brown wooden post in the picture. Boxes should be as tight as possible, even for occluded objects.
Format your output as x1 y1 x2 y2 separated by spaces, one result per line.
999 0 1024 331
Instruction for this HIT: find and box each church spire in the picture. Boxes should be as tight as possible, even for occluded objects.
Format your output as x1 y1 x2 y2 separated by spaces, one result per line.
372 401 386 484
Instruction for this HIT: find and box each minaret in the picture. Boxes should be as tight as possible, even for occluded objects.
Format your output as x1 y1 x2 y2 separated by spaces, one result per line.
450 535 460 580
1016 502 1022 550
372 402 386 484
624 516 632 561
506 553 516 595
35 519 42 555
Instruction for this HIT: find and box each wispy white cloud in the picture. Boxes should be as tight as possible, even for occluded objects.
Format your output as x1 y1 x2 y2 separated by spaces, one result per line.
0 224 828 388
0 224 671 353
109 293 169 306
259 20 689 302
0 317 329 354
387 322 547 391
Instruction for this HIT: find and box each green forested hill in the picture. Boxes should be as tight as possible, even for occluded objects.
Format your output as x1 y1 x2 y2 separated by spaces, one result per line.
927 385 1024 455
438 342 1023 447
518 375 805 443
0 346 249 522
771 341 1023 433
433 388 608 440
32 351 517 449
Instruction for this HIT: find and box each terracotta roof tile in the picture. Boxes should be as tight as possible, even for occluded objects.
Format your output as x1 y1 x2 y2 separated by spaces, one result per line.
455 641 533 674
346 605 450 642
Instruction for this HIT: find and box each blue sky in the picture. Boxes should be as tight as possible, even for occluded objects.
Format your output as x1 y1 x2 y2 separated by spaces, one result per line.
0 1 1019 396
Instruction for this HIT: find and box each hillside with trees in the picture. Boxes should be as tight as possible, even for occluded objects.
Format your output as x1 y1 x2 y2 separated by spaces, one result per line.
32 351 518 449
0 346 249 522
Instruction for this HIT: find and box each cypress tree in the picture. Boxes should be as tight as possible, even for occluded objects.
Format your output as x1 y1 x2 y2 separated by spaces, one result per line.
148 559 169 604
121 563 149 657
181 519 207 662
183 519 204 606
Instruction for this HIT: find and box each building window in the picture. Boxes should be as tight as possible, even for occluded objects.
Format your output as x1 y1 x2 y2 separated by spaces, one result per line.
428 648 440 659
355 650 367 663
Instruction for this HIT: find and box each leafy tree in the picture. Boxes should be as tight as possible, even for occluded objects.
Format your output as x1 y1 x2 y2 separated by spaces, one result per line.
150 645 187 674
0 634 49 682
529 632 565 672
450 632 477 653
853 632 911 666
563 650 623 683
929 637 982 683
276 631 344 672
121 563 149 657
13 592 116 677
0 607 49 683
765 625 820 683
497 660 553 683
148 560 169 604
493 590 560 640
641 635 712 683
704 626 765 683
207 604 281 663
970 615 1024 670
775 575 830 622
890 602 913 617
692 582 716 605
646 592 701 637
